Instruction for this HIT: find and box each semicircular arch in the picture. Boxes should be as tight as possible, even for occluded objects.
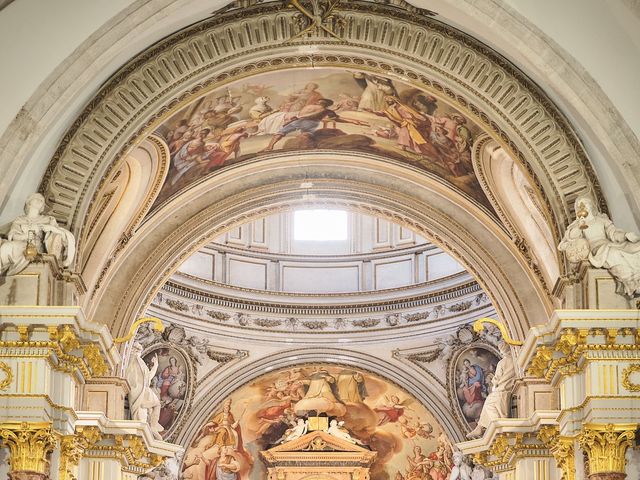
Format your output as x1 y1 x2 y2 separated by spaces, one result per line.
90 151 550 346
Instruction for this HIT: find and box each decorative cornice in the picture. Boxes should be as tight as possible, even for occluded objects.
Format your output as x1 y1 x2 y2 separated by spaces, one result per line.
526 327 640 382
149 282 492 334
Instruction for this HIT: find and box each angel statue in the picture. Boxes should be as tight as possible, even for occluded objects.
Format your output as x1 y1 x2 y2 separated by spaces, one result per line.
278 418 308 443
559 196 640 297
0 193 75 275
126 342 164 438
326 419 363 445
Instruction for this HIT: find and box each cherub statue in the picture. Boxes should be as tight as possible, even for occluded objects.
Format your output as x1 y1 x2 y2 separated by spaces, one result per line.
0 193 75 275
126 342 164 438
326 419 363 445
279 418 308 443
559 196 640 297
450 452 472 480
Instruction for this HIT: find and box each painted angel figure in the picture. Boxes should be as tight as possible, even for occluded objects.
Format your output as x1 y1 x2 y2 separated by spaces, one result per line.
374 394 413 425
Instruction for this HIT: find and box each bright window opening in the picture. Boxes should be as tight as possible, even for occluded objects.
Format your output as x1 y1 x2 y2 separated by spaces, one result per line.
293 209 348 241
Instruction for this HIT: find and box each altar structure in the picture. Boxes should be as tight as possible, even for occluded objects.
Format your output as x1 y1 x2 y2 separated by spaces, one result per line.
261 431 376 480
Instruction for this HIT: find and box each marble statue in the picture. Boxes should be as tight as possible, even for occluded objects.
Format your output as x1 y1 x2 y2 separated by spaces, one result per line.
280 418 308 443
449 452 472 480
127 342 164 438
466 341 515 438
0 193 75 275
139 450 183 480
326 419 363 445
559 196 640 297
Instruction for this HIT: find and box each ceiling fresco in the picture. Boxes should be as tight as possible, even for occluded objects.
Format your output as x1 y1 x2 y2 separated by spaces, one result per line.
152 68 491 210
182 364 456 480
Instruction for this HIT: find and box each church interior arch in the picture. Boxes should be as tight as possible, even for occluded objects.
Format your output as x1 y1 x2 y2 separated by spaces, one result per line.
1 2 639 480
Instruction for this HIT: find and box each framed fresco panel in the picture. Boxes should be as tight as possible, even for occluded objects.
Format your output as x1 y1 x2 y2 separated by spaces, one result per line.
142 344 194 440
450 345 501 431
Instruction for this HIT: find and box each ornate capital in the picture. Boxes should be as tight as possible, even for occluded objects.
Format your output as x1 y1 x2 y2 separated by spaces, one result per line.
538 425 576 480
0 422 57 476
578 423 637 477
59 426 102 480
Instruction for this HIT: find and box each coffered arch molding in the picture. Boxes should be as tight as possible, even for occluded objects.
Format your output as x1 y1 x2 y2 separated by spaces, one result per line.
93 152 550 348
39 2 605 249
175 347 466 446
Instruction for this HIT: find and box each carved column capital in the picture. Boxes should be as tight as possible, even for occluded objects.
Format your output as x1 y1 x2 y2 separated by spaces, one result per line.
59 427 103 480
537 425 576 480
0 422 57 479
578 423 637 479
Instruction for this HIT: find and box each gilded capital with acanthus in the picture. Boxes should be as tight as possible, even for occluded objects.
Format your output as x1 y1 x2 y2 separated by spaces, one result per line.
578 423 637 478
0 422 57 478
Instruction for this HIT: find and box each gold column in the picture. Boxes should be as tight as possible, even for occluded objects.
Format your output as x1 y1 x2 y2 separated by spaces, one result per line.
0 422 57 480
578 423 637 480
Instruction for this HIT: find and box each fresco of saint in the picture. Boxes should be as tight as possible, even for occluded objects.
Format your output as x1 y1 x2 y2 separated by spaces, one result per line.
182 365 454 480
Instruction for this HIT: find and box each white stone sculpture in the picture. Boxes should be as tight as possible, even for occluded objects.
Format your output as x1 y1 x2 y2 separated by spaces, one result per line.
280 418 308 443
326 419 363 445
559 196 640 297
0 193 75 275
466 341 515 438
139 450 183 480
450 452 472 480
126 342 164 438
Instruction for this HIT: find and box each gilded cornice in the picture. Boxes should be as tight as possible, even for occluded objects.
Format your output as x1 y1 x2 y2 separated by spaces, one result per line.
0 324 110 380
39 0 604 243
526 327 640 382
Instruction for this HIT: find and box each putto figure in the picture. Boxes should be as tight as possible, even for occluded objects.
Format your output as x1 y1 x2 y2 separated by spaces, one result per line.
0 193 75 275
559 196 640 297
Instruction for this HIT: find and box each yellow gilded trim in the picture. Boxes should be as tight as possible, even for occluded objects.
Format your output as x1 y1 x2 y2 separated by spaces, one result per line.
113 317 164 344
0 362 12 390
473 318 523 346
622 364 640 392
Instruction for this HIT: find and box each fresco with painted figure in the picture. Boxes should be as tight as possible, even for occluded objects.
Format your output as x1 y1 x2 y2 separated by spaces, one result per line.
453 346 500 431
143 346 190 439
152 68 489 210
181 364 456 480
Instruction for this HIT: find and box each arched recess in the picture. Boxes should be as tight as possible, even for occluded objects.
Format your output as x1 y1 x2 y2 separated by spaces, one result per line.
473 135 560 285
79 135 169 295
175 347 466 445
37 2 607 248
86 151 551 345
